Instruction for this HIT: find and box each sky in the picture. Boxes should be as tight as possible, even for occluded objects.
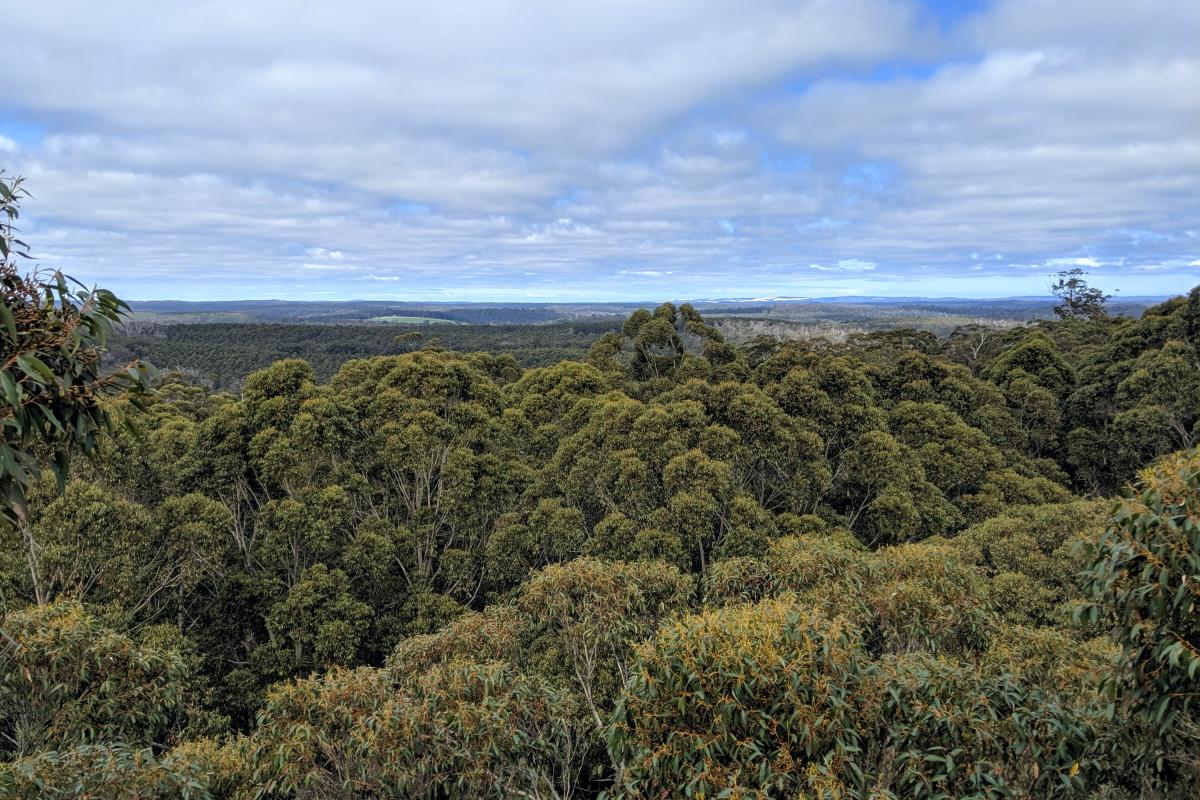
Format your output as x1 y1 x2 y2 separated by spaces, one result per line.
2 0 1198 302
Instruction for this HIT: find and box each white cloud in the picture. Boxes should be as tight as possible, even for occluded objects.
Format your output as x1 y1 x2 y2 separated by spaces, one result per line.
1047 257 1102 268
963 0 1199 57
836 258 877 271
6 0 918 152
0 0 1196 299
808 259 877 272
305 248 344 260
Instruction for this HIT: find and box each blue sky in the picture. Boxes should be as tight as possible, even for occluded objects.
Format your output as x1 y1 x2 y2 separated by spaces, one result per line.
2 0 1197 301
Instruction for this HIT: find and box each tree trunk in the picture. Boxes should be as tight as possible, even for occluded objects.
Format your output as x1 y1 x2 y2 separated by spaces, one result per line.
19 518 47 606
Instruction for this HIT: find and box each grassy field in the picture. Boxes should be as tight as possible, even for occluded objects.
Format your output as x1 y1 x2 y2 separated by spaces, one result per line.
369 315 465 324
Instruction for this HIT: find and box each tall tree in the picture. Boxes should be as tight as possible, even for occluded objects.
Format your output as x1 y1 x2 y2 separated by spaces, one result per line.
1050 268 1110 320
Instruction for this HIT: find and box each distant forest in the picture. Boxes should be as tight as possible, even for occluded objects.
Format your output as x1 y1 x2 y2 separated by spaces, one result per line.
110 296 1164 390
108 321 623 388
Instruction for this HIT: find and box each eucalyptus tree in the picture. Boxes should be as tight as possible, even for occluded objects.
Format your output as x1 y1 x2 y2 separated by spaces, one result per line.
1 174 153 603
1051 268 1110 320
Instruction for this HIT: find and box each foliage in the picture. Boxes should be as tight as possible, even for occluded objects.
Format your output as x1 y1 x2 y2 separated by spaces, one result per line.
1 172 152 520
0 214 1197 799
241 660 585 800
0 742 212 800
0 601 188 757
519 558 692 729
857 651 1103 799
609 597 864 799
110 321 617 389
1079 447 1200 792
1050 268 1111 321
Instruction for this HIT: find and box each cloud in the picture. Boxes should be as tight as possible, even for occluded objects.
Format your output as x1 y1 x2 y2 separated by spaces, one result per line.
836 258 878 271
963 0 1199 56
0 0 1196 300
809 259 878 272
305 248 344 260
6 0 918 152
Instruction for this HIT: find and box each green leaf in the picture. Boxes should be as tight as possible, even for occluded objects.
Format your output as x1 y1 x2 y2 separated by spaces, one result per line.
15 354 55 384
0 370 21 409
0 302 16 340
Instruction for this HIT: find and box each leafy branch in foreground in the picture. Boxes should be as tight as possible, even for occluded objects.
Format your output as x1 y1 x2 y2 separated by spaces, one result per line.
0 171 154 521
1079 447 1200 791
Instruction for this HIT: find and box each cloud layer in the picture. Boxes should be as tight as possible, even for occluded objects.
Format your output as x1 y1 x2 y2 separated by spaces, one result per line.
3 0 1197 300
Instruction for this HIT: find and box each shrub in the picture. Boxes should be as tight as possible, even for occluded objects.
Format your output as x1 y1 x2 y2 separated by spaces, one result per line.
0 601 187 756
609 597 864 798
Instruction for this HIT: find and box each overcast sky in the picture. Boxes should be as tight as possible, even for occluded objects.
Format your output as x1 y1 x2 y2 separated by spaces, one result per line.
3 0 1198 301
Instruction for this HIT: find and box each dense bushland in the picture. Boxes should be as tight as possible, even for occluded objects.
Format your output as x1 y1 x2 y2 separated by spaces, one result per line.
3 178 1200 798
107 320 623 389
3 291 1197 797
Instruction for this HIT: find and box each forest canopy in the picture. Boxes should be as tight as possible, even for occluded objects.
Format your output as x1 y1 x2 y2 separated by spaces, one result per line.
2 179 1199 797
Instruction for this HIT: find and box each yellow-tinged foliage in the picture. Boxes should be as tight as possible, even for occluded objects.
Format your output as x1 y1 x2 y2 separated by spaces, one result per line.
611 597 864 798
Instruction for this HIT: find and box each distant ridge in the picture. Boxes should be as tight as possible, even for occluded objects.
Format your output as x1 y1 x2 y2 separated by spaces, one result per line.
687 294 1171 305
130 294 1173 308
122 294 1170 327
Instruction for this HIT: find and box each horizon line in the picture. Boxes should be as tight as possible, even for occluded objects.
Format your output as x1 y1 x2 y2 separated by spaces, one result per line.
122 292 1174 305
